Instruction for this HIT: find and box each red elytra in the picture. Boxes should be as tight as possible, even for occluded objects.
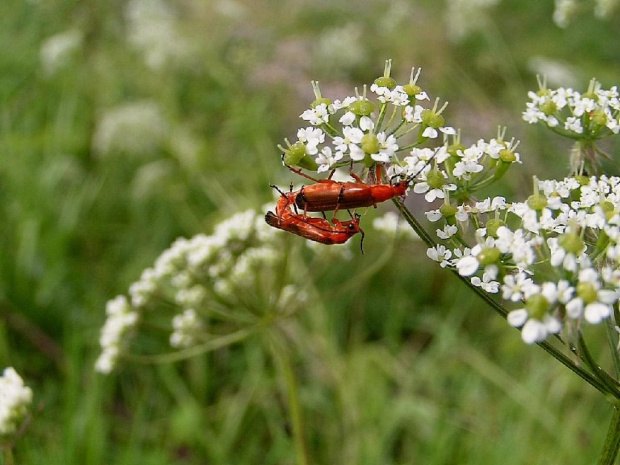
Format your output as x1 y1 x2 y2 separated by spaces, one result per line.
265 189 364 249
287 165 409 214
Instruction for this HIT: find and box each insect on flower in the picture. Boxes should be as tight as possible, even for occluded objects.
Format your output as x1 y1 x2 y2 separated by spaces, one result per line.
265 186 365 251
287 164 410 214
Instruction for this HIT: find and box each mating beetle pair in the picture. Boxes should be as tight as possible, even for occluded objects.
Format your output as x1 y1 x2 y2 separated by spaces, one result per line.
265 165 411 251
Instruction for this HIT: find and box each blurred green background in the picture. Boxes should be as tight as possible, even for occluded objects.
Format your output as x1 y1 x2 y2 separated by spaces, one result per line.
1 0 620 463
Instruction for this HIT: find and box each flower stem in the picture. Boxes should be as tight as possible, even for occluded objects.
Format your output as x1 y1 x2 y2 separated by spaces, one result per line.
599 406 620 465
393 198 615 397
3 447 14 465
269 334 310 465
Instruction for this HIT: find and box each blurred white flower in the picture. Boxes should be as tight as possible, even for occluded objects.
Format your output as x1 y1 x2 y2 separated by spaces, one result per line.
445 0 500 42
126 0 190 70
92 101 168 157
527 56 579 88
39 29 83 76
0 367 33 436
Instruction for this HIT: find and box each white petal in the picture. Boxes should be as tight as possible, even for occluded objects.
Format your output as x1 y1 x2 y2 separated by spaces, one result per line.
507 309 528 327
565 298 583 319
584 303 611 324
522 319 546 344
456 256 479 276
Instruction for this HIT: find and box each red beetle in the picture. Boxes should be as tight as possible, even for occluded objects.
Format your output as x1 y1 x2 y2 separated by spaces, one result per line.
265 188 364 249
286 165 409 213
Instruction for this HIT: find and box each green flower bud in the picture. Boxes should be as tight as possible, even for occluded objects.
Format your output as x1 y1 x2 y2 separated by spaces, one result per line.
527 194 548 211
421 109 444 128
374 76 397 89
536 88 551 98
591 109 607 126
577 282 597 304
349 99 375 116
361 133 380 154
282 142 307 166
440 203 458 218
525 294 550 320
311 97 332 108
601 201 616 221
447 142 465 157
540 100 557 116
486 218 506 238
499 148 517 163
574 175 590 186
296 155 319 171
558 232 584 254
478 247 500 265
403 83 422 97
426 169 445 189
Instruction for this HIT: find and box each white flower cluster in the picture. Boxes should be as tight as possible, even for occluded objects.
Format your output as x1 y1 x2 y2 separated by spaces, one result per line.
553 0 618 27
293 67 454 174
523 79 620 137
39 29 83 76
95 296 138 374
0 367 33 436
96 209 312 374
170 309 204 348
125 0 190 70
428 175 620 343
389 136 520 204
92 100 168 157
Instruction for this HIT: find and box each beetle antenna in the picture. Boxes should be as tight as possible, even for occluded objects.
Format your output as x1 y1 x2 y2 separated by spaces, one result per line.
359 226 365 255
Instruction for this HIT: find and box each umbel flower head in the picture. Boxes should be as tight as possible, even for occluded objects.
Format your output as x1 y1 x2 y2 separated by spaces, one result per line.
281 60 457 183
0 367 33 437
95 208 350 374
435 174 620 344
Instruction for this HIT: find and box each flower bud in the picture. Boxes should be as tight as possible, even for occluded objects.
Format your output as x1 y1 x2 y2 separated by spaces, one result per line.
601 201 616 221
477 247 500 265
349 99 375 116
421 109 444 128
426 169 445 189
558 232 584 254
440 203 458 218
591 109 607 126
361 133 380 154
311 97 332 108
374 76 397 90
486 218 506 238
499 148 517 163
527 194 548 211
282 142 318 170
525 294 549 320
403 83 422 97
576 282 597 304
540 100 557 116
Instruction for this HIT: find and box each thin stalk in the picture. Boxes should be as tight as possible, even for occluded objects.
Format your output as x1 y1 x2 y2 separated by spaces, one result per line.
606 317 620 379
269 335 310 465
126 326 258 364
599 407 620 465
393 198 613 396
577 334 620 398
2 447 14 465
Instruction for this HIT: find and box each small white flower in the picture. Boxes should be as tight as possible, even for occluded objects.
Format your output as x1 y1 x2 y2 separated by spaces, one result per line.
0 367 33 436
427 245 452 268
436 224 458 240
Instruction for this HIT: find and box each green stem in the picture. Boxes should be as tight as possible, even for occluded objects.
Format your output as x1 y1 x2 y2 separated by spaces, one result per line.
269 335 310 465
3 446 14 465
599 407 620 465
393 198 613 397
606 317 620 379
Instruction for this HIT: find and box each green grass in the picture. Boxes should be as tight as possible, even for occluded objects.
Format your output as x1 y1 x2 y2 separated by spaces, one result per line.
1 0 619 463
